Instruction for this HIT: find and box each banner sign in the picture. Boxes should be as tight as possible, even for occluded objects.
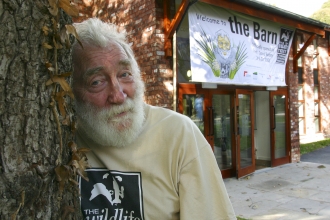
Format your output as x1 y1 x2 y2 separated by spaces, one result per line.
188 3 294 86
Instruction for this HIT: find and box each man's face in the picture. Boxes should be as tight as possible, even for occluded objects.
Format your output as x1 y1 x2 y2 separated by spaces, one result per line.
73 43 136 112
217 35 231 58
73 43 145 147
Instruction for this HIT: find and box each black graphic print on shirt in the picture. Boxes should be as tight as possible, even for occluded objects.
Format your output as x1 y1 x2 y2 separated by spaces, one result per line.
79 169 144 220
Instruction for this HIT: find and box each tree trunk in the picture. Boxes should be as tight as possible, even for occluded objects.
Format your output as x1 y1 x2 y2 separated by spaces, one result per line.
0 0 81 219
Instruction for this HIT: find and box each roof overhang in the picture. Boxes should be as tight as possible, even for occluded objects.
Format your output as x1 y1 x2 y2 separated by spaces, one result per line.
165 0 330 39
164 0 330 58
202 0 329 37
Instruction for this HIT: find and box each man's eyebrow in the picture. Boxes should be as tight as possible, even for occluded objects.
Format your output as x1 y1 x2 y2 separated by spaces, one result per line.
83 66 104 80
82 59 131 80
118 59 131 67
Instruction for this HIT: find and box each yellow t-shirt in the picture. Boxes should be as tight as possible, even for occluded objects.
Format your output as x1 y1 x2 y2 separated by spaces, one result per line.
77 103 236 220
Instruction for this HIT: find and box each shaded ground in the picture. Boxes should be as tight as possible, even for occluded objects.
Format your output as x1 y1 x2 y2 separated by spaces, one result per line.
301 146 330 165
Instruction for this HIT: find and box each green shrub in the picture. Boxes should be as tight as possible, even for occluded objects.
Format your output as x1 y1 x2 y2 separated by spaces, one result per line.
300 139 330 155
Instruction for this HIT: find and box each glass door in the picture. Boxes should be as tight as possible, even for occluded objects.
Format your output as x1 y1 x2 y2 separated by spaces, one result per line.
182 94 205 134
236 89 255 178
211 93 236 178
178 84 208 144
178 84 236 178
270 89 290 166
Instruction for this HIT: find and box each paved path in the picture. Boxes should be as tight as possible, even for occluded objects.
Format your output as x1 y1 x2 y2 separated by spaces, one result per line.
301 146 330 164
224 162 330 219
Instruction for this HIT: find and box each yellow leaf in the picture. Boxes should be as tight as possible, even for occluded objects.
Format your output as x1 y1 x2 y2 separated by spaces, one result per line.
59 27 69 45
45 62 54 72
71 147 90 161
42 26 50 36
65 38 71 49
58 0 79 17
56 43 63 49
46 76 70 90
42 42 53 49
71 120 77 133
62 115 70 126
48 0 58 16
59 72 72 77
55 165 72 194
55 91 66 117
64 89 74 99
65 25 78 38
71 158 90 181
66 25 83 49
45 62 52 68
69 141 77 152
46 76 74 99
68 178 79 185
48 67 55 72
78 148 91 153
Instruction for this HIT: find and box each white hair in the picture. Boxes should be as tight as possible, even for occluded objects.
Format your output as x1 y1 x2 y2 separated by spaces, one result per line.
72 18 146 148
72 18 141 79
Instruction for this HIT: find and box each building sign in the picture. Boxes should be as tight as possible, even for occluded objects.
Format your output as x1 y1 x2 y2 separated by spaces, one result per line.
188 2 294 86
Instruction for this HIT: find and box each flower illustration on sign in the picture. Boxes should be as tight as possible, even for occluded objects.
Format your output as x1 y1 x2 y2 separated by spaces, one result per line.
194 27 247 79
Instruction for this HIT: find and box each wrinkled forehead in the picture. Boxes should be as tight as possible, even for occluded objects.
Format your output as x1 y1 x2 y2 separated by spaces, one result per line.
74 41 127 59
73 42 129 72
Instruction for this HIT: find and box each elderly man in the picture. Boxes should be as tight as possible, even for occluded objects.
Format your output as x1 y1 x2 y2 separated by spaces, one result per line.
72 18 236 220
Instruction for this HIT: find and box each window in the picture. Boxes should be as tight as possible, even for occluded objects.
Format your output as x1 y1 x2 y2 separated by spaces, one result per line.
313 39 321 133
296 34 305 135
170 0 191 83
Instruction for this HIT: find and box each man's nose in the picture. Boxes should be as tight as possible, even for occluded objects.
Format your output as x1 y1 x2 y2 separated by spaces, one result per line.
107 81 127 104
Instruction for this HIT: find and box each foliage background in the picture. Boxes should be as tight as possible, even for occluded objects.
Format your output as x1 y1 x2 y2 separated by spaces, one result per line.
310 0 330 24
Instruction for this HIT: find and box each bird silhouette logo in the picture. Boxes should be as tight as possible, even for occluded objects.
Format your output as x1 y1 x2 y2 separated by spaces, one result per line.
79 169 144 220
89 174 124 206
280 30 292 42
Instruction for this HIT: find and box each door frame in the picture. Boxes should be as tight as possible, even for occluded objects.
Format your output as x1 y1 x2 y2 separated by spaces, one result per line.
178 84 236 178
270 87 291 166
235 89 256 178
208 89 237 178
178 84 257 178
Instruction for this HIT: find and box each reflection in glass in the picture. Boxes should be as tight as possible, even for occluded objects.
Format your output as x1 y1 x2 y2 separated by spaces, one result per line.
298 85 304 100
176 11 191 83
314 87 319 100
212 95 232 170
182 94 204 134
177 38 191 82
298 56 302 67
238 94 252 168
299 102 304 117
314 102 319 116
312 55 318 69
314 102 320 133
314 117 320 133
313 69 319 85
298 68 303 84
274 95 286 158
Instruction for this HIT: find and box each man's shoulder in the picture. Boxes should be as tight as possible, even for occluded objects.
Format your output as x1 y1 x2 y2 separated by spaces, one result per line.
144 103 189 120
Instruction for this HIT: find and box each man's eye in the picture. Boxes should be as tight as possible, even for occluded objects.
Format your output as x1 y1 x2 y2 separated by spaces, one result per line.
118 72 133 80
120 72 131 78
91 80 101 86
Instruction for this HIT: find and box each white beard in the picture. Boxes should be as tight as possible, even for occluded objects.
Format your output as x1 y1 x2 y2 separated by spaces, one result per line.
75 84 145 148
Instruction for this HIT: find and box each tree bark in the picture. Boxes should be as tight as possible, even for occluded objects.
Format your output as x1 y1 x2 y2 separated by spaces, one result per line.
0 0 81 219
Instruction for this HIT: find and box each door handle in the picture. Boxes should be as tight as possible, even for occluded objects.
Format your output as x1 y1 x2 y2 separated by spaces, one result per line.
208 107 214 136
231 107 235 135
236 106 239 135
